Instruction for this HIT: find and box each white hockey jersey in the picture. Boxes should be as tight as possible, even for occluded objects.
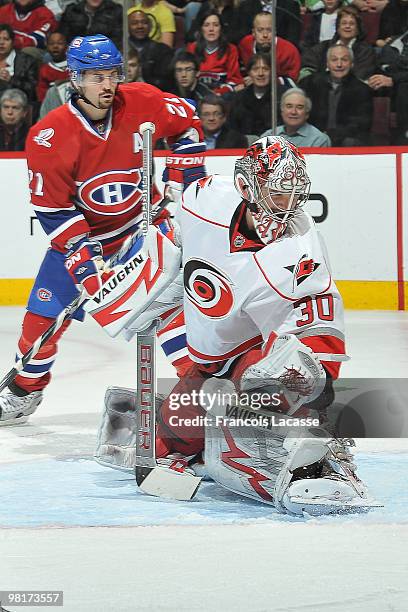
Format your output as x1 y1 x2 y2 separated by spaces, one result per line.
178 175 345 378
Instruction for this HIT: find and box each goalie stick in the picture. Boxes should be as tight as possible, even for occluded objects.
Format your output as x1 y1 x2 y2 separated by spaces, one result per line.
0 194 170 395
135 122 202 501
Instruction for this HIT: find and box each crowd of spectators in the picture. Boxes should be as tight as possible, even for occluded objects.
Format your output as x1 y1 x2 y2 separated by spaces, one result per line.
0 0 408 150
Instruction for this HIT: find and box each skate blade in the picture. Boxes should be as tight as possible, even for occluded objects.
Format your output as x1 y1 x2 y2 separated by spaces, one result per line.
289 495 383 516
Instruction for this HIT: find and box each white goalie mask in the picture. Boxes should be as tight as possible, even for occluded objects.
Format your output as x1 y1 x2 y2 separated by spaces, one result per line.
234 136 311 245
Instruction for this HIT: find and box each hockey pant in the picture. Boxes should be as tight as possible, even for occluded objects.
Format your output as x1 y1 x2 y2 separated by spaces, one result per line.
12 247 192 394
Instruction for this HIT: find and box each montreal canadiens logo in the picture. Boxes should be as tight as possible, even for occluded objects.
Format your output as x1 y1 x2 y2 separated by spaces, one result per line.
184 259 234 318
77 169 143 216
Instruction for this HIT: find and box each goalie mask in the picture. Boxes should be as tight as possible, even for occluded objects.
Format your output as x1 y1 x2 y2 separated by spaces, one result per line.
234 136 311 244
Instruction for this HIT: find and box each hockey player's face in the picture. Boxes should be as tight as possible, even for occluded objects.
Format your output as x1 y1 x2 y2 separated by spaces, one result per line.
81 68 119 108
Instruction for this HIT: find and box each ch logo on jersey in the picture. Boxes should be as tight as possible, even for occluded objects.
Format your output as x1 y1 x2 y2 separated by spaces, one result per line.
285 254 320 289
77 169 143 216
184 259 234 319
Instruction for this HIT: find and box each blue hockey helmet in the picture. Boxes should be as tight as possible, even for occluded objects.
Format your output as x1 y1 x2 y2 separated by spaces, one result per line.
67 35 124 83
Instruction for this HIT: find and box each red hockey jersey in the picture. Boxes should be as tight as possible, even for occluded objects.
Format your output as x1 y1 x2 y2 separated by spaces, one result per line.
186 42 243 94
0 2 57 49
238 35 301 81
37 61 69 101
26 83 204 255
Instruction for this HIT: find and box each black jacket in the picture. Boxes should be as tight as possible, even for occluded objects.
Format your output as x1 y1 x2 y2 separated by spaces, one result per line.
0 121 29 151
229 86 273 136
59 0 123 46
209 125 247 149
378 0 408 40
301 71 373 146
0 51 38 102
168 80 213 104
301 37 377 81
129 37 174 91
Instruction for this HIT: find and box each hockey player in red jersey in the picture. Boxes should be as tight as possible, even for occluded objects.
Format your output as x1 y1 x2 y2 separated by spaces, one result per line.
0 34 206 425
89 136 376 514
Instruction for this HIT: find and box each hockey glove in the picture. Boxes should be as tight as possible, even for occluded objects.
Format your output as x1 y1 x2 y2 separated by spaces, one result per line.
163 131 206 202
65 237 104 298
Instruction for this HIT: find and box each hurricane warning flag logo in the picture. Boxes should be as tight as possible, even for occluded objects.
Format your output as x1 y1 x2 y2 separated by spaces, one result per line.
184 259 234 318
285 254 320 288
77 169 143 216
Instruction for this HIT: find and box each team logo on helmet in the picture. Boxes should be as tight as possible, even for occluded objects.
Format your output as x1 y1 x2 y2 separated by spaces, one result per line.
77 169 143 215
184 259 234 318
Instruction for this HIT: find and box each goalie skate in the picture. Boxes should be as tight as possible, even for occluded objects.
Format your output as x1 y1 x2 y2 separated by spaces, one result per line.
278 438 381 516
0 388 43 426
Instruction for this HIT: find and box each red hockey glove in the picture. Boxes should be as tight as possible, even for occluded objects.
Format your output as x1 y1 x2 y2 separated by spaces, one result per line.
65 238 104 298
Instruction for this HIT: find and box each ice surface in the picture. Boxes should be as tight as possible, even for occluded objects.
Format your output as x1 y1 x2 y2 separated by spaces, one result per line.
0 307 407 611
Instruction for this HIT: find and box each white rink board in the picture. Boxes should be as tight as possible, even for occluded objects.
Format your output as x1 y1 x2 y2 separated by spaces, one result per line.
0 153 399 281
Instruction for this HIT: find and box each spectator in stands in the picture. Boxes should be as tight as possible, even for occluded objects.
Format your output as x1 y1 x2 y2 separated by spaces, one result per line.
128 0 176 47
229 53 275 137
186 0 238 43
36 32 68 102
128 10 174 89
301 43 373 145
230 0 301 47
0 88 29 150
39 78 71 117
351 0 388 12
0 24 38 103
376 0 408 47
368 31 408 143
169 51 213 102
0 0 56 52
199 94 247 148
127 49 143 82
238 12 301 83
302 0 343 47
262 87 332 146
59 0 122 47
186 11 244 96
301 5 377 80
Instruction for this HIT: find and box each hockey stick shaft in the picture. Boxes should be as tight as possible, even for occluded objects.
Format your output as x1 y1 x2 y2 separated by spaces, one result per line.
0 190 170 394
136 121 157 484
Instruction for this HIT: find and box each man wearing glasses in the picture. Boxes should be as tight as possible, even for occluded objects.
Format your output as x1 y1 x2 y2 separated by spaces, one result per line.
170 51 213 104
198 94 247 150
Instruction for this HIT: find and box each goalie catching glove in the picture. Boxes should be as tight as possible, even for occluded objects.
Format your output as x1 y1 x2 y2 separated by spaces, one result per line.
240 333 327 414
84 225 182 338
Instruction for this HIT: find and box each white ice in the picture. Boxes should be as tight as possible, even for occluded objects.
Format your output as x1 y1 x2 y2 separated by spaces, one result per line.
0 307 407 612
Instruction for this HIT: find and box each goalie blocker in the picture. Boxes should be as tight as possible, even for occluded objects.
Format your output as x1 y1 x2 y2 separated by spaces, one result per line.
83 225 183 338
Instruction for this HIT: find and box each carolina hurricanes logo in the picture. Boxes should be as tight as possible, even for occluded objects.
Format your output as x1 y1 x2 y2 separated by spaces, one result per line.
77 169 143 216
285 253 320 289
184 259 234 319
